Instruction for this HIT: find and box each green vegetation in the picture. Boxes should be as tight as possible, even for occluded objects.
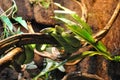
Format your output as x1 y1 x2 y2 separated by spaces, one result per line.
29 0 51 9
0 1 120 80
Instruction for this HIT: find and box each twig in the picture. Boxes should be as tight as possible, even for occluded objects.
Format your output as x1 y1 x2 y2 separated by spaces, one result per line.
34 49 55 60
34 47 60 60
0 47 23 65
0 0 15 17
65 45 92 65
27 22 35 33
93 1 120 41
0 7 5 15
74 0 88 22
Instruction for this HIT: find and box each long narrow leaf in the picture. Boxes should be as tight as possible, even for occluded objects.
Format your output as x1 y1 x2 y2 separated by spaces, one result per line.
39 59 54 76
68 51 112 62
67 25 95 44
13 17 28 30
55 16 95 44
54 3 92 34
0 15 13 32
51 31 78 53
94 41 108 54
55 16 111 56
71 14 92 34
113 56 120 62
34 59 67 80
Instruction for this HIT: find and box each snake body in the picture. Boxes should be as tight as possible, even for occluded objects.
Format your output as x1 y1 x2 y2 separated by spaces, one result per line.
0 33 58 54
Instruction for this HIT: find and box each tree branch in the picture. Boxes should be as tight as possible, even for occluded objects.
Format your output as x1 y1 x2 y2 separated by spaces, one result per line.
0 47 23 65
93 1 120 41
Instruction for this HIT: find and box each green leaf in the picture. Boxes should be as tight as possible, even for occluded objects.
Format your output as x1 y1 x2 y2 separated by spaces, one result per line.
36 58 65 77
40 27 55 33
113 56 120 62
55 17 95 44
55 25 64 34
68 51 112 62
26 61 37 69
94 41 107 53
51 31 78 53
13 17 28 30
67 51 100 62
71 14 92 34
55 16 111 57
33 59 67 80
24 44 35 64
0 15 13 32
54 2 112 61
54 3 92 34
61 32 81 48
40 0 50 9
55 62 65 72
70 25 95 43
55 16 76 25
39 59 54 76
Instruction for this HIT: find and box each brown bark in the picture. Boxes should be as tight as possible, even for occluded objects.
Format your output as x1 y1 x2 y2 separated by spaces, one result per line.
0 47 23 65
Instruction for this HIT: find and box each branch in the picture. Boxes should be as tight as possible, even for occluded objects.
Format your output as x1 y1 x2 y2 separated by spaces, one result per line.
34 47 61 61
0 47 23 65
93 1 120 41
27 22 35 33
0 7 5 15
74 0 88 22
65 45 92 65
